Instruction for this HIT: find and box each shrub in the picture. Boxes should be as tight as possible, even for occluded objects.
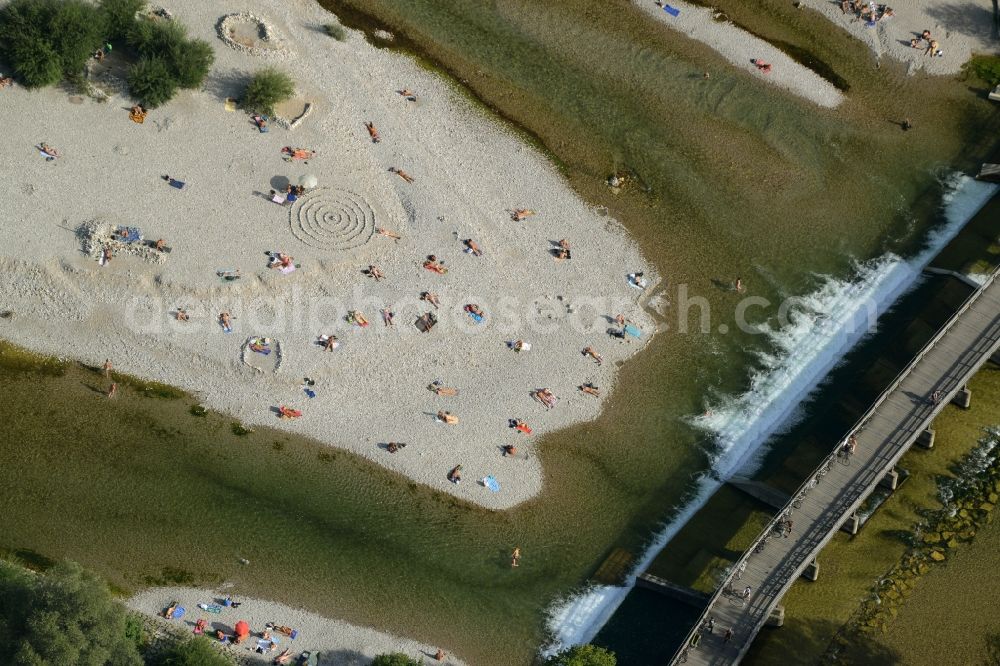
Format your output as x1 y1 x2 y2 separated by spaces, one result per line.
966 55 1000 87
0 560 143 665
127 18 187 58
167 37 213 89
99 0 144 42
156 636 234 666
324 22 346 40
371 653 422 666
127 56 177 107
242 67 294 115
7 34 63 87
545 644 617 666
48 0 107 74
0 0 105 86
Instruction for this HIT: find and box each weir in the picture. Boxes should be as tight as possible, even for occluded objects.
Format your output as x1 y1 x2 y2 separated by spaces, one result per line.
668 265 1000 665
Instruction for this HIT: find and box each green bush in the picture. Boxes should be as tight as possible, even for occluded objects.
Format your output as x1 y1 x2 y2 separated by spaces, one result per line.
127 56 177 107
371 653 422 666
7 34 63 87
0 0 106 86
168 37 213 89
966 55 1000 87
545 644 617 666
126 18 187 58
242 67 295 115
324 22 346 40
0 560 143 665
155 636 234 666
99 0 144 42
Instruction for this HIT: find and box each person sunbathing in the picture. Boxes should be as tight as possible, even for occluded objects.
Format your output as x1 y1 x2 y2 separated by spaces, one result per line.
269 252 293 269
154 238 166 251
429 380 458 396
752 59 772 73
417 312 436 331
465 304 484 318
421 291 441 309
365 121 381 142
511 419 532 435
348 311 369 327
40 142 60 158
398 88 417 101
367 264 385 281
101 246 113 265
583 346 603 365
509 339 530 353
511 208 535 221
437 410 459 425
274 648 293 664
463 239 483 256
503 444 517 456
423 255 447 274
386 442 407 453
278 406 302 419
447 464 463 484
376 227 401 241
0 76 13 89
322 334 339 351
580 383 601 397
389 167 415 183
219 312 232 330
129 105 146 123
535 388 557 409
381 309 394 326
554 239 571 261
175 308 189 322
163 602 178 619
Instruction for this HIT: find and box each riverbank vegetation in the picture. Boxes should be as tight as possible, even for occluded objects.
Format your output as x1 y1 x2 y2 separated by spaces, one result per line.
0 558 231 666
0 0 212 106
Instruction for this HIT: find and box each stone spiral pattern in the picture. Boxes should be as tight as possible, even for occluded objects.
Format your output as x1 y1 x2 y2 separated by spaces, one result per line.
289 188 377 250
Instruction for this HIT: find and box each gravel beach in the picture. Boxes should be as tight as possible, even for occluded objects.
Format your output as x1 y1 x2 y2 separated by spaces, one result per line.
0 0 656 511
128 586 467 665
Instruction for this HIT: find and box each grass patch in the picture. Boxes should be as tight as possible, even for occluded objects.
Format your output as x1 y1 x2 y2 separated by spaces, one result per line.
964 54 1000 87
0 340 67 376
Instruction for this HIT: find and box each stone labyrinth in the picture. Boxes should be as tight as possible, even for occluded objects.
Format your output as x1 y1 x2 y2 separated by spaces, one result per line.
289 188 377 250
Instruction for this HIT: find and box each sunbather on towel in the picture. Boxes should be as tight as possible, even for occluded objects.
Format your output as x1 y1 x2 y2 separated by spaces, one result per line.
365 121 381 142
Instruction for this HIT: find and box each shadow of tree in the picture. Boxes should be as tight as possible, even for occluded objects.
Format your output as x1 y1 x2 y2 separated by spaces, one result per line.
924 2 998 42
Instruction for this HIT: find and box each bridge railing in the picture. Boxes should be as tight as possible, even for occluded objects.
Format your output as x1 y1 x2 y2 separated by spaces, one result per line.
667 264 1000 665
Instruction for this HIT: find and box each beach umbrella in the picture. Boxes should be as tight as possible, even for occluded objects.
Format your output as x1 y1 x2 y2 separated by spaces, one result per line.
298 173 318 189
235 620 250 638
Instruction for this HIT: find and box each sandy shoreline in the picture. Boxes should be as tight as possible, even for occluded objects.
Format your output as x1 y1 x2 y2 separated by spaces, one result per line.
128 586 466 665
634 0 845 108
0 0 656 511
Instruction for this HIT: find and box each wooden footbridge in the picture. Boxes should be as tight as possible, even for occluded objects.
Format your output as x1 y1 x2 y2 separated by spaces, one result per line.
668 266 1000 665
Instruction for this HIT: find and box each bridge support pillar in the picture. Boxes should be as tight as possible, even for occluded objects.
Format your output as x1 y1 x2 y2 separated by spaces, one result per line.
765 606 785 628
951 386 972 409
991 351 1000 366
879 468 899 491
917 428 936 449
803 558 820 582
842 513 860 535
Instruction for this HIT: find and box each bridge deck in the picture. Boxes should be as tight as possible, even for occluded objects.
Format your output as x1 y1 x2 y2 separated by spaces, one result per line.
672 269 1000 665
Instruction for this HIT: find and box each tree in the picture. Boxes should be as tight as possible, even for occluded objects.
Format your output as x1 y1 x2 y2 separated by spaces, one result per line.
0 0 104 86
166 37 213 89
156 636 233 666
0 560 143 666
127 56 177 108
99 0 144 42
241 67 295 116
545 644 617 666
371 653 422 666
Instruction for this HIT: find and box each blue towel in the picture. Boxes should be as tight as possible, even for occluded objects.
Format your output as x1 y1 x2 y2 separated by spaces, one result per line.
169 179 186 189
663 4 680 16
304 388 316 399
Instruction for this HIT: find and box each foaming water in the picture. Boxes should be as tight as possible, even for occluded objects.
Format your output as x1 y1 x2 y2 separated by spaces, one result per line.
543 174 998 655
